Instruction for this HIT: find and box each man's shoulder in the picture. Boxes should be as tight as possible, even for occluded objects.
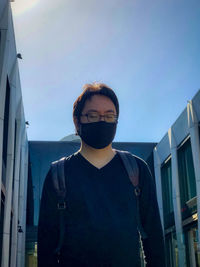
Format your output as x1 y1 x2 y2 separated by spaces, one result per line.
116 150 152 181
51 151 79 166
116 149 147 167
133 154 149 170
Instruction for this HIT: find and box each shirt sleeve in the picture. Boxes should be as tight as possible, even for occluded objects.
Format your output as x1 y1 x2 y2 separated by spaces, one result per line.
137 158 166 267
37 169 60 267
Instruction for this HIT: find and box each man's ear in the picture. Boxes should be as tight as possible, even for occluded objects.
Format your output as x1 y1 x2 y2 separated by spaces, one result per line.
73 116 80 135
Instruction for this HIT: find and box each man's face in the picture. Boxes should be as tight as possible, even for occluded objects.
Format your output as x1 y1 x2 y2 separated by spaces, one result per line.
80 94 117 124
75 94 118 149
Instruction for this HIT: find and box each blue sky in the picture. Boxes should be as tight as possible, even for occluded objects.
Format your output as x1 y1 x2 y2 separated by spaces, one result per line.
12 0 200 142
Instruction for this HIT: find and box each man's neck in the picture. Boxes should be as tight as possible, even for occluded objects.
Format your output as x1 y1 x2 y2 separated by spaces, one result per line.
79 142 116 169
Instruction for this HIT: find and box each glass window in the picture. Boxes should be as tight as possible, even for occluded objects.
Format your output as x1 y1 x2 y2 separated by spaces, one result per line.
165 233 174 267
184 225 200 267
173 232 179 267
11 120 17 207
25 242 37 267
161 159 174 228
165 232 179 267
26 157 34 226
2 78 11 185
178 139 196 209
0 197 5 264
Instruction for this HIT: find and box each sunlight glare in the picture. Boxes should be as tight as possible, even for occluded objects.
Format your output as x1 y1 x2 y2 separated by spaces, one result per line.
11 0 40 16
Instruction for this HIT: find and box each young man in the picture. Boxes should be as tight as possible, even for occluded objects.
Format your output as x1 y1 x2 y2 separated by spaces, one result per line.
38 83 166 267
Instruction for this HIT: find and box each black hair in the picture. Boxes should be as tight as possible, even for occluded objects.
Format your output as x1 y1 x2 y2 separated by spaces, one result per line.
73 82 119 122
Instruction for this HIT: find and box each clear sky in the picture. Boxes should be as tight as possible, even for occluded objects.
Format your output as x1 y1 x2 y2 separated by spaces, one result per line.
11 0 200 142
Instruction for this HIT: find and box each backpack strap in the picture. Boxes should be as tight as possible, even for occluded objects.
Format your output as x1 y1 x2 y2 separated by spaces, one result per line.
51 157 67 208
51 157 67 258
117 150 148 239
117 150 140 194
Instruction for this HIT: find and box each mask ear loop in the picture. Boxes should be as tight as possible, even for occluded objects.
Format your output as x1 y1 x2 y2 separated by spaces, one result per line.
75 126 79 136
76 122 82 136
74 116 81 136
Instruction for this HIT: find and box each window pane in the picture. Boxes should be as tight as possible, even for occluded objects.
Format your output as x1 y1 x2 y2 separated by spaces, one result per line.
173 233 179 267
161 159 174 228
2 78 11 185
184 226 200 267
178 139 196 208
165 233 175 267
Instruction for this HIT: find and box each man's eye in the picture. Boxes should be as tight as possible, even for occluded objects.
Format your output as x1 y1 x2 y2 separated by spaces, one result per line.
88 113 98 118
106 114 114 119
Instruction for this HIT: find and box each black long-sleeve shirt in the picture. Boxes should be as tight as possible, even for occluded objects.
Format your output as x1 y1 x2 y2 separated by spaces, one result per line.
38 152 165 267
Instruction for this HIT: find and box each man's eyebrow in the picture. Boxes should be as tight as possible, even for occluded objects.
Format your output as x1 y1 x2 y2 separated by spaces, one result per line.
86 109 115 113
105 109 115 113
86 109 98 113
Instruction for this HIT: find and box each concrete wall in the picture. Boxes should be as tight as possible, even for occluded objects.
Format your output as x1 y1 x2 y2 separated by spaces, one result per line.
0 1 28 267
154 89 200 267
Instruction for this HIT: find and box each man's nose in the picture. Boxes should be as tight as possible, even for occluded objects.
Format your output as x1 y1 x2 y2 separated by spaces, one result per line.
99 115 106 121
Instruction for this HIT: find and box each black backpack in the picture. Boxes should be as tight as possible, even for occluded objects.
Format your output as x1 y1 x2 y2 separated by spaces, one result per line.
51 150 147 257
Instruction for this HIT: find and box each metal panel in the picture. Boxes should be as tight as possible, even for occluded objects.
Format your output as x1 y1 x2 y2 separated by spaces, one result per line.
155 133 171 163
192 90 200 121
172 109 189 147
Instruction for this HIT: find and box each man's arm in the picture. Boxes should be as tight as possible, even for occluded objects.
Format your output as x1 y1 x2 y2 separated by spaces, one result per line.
37 170 59 267
137 159 166 267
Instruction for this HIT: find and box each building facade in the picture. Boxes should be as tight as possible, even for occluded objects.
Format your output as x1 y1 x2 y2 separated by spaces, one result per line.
0 1 29 267
2 1 200 267
154 90 200 267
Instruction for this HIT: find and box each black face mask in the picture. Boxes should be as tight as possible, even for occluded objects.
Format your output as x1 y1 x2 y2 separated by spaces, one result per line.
78 121 117 149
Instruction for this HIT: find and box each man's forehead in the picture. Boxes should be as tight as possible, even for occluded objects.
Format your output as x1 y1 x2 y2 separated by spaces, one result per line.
82 94 117 114
85 95 115 105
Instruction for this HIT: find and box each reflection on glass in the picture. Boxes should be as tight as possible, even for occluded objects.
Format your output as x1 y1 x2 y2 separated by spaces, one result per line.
165 232 179 267
161 159 174 229
173 233 179 267
25 242 37 267
184 225 200 267
178 139 196 209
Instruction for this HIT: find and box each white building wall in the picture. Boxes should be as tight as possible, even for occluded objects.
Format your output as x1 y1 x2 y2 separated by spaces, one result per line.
187 100 200 253
153 147 164 230
0 1 28 266
154 89 200 267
